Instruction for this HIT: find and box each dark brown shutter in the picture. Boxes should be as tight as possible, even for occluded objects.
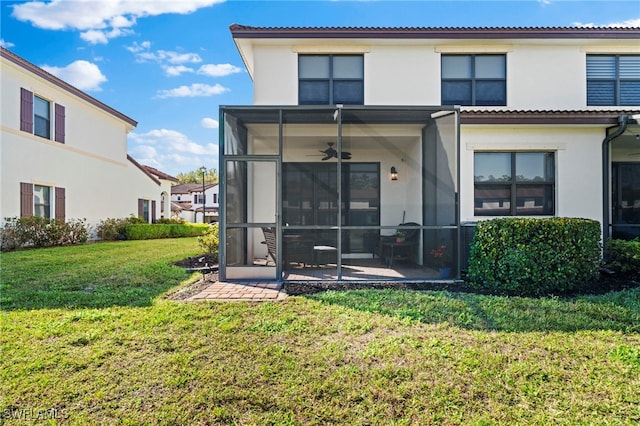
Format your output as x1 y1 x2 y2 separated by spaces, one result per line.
55 187 66 221
20 88 33 132
194 194 198 204
151 200 156 223
54 104 65 143
138 198 144 218
20 182 33 217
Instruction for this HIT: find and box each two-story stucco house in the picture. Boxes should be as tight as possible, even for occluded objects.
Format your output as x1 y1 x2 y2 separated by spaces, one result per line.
1 47 163 230
218 25 640 283
171 183 220 224
141 165 179 220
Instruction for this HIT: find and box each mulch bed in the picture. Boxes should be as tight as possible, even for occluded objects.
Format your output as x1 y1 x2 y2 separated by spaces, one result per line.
168 255 219 301
171 255 638 299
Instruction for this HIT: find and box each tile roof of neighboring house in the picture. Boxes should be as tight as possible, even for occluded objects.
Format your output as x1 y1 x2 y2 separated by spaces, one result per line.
171 201 185 212
460 109 640 125
141 165 179 183
194 206 220 213
1 47 137 127
171 183 218 194
230 24 640 39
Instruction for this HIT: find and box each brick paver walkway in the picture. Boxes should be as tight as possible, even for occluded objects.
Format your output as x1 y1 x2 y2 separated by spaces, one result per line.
186 281 287 302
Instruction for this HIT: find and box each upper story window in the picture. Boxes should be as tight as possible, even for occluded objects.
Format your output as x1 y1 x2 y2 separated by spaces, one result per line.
33 96 51 139
298 55 364 105
474 152 555 216
20 88 66 143
587 55 640 106
441 55 506 106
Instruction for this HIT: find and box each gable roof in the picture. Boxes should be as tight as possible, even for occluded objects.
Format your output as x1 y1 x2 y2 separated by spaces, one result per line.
1 47 137 127
141 165 179 183
171 183 218 194
230 24 640 39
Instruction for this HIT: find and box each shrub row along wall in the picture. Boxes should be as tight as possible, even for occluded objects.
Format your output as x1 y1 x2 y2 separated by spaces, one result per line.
123 223 209 240
468 217 601 296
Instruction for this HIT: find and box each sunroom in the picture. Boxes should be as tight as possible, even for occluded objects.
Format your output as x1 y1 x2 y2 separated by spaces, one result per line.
218 106 460 282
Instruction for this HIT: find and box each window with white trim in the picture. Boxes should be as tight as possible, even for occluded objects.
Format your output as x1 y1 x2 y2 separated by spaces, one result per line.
474 152 555 216
20 88 66 142
33 185 51 218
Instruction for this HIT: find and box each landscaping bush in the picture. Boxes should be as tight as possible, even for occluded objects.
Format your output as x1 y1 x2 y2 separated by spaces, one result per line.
467 217 601 296
0 217 88 251
123 223 209 240
155 218 186 224
604 239 640 281
96 216 146 241
197 223 219 263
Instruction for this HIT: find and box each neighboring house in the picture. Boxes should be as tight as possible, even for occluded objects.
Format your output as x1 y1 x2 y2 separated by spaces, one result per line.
1 47 162 230
141 165 179 220
171 183 219 223
219 25 640 282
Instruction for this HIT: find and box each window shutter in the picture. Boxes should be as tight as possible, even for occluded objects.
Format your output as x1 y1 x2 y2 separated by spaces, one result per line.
138 198 144 218
151 200 156 223
55 187 66 221
55 104 65 143
20 182 34 217
20 88 33 132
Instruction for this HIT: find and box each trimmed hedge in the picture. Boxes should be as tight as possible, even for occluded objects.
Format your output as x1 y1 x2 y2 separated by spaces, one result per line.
467 217 601 296
123 223 210 240
605 239 640 281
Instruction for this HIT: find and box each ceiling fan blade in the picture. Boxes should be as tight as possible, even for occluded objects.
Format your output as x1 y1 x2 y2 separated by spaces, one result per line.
342 152 352 159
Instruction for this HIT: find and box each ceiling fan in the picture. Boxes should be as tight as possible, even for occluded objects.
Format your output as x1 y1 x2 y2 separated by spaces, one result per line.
318 143 352 161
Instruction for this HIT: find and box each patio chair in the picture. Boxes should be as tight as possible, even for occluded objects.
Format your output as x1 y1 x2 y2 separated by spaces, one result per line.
377 222 420 267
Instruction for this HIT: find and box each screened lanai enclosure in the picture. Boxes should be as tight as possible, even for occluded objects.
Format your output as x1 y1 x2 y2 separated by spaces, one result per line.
219 106 460 282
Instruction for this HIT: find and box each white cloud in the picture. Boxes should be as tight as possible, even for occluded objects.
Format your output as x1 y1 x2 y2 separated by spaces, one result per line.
129 128 218 174
156 83 229 98
201 118 219 129
1 39 15 48
198 63 243 77
125 40 151 53
41 60 108 91
574 18 640 28
11 0 225 44
164 65 194 77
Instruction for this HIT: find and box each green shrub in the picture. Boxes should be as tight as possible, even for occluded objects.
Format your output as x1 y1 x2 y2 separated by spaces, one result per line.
0 217 88 251
604 239 640 281
155 218 186 224
197 223 219 263
96 216 146 241
123 223 209 240
467 218 601 296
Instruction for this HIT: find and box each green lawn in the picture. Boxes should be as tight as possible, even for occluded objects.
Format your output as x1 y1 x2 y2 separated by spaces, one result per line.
1 239 639 425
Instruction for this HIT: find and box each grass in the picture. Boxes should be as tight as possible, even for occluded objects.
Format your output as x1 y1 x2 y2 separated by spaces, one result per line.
1 239 639 424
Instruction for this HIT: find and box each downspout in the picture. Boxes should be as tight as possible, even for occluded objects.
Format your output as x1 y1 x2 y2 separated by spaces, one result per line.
601 115 629 247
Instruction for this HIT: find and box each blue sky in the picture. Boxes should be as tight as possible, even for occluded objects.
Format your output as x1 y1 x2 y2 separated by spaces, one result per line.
1 0 639 176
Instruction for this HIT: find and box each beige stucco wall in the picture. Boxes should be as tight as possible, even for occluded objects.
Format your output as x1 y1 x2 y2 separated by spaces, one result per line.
251 37 638 109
